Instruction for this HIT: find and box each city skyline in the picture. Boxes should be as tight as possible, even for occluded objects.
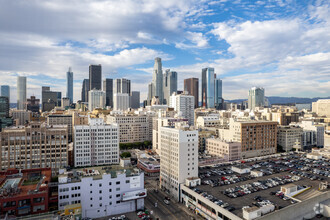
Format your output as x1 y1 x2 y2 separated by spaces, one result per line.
0 0 329 103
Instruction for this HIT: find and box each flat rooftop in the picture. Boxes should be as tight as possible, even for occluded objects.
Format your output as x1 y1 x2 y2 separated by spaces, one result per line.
194 153 330 218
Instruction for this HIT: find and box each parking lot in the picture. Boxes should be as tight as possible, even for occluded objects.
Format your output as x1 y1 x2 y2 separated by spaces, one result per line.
194 153 330 218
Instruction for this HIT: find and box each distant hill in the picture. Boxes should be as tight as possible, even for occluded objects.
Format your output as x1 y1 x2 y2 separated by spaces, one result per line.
226 96 330 105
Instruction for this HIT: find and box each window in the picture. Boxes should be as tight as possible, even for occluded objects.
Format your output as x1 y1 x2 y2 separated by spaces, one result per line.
90 191 92 194
116 201 120 204
99 183 102 187
116 188 120 191
116 194 120 198
109 189 112 192
99 203 102 207
126 180 130 183
109 202 112 205
99 190 102 194
99 197 102 200
116 181 120 185
90 198 92 200
109 182 112 185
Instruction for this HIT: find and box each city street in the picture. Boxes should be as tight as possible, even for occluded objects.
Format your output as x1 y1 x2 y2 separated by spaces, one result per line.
144 177 202 220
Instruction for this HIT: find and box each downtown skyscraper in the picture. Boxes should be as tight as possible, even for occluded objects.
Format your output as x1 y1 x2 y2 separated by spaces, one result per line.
89 64 102 90
184 78 199 108
17 76 27 110
163 69 177 105
0 85 10 100
248 87 265 110
66 67 73 104
103 78 113 107
201 68 215 108
81 79 89 102
151 57 163 104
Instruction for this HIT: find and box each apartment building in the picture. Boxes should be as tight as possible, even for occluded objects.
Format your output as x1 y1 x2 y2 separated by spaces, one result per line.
196 115 221 128
312 99 330 117
0 122 68 171
160 123 198 201
74 117 119 167
218 119 278 158
169 92 195 126
107 113 152 143
205 138 241 161
291 121 325 147
277 126 303 152
198 129 217 153
58 166 146 219
10 109 32 126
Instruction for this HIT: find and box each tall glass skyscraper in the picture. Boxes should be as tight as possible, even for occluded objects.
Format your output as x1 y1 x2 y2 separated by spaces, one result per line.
163 69 177 105
89 64 102 90
151 57 163 104
17 76 27 110
215 78 223 110
103 78 113 107
248 87 265 110
206 68 215 108
1 85 10 100
81 79 89 102
66 67 73 104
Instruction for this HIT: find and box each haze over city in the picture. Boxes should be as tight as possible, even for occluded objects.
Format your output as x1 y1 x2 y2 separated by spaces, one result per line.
0 0 330 102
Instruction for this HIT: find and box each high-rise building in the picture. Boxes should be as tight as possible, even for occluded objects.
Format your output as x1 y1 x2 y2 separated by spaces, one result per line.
160 123 198 201
0 96 9 118
248 87 265 110
169 92 195 126
81 79 89 102
89 64 102 90
17 76 27 110
163 69 177 105
27 96 40 113
151 57 163 104
114 78 131 94
147 83 153 105
0 122 68 170
0 85 10 100
42 86 60 112
184 78 199 108
215 78 223 110
66 67 73 104
61 97 70 108
88 90 106 111
113 93 129 111
103 78 113 107
130 91 140 109
201 68 215 108
74 117 119 167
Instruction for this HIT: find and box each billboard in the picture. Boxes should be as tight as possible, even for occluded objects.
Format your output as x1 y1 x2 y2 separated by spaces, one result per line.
122 189 147 201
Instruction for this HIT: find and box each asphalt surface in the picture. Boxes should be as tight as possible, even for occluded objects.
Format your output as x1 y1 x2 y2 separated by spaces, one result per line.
144 177 202 220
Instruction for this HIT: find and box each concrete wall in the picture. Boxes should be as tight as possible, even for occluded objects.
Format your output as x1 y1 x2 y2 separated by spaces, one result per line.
258 191 330 220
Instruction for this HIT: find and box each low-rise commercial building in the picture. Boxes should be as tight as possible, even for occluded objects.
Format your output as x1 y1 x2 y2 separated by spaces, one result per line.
58 166 145 219
277 125 303 152
312 99 330 117
137 158 160 176
205 138 241 161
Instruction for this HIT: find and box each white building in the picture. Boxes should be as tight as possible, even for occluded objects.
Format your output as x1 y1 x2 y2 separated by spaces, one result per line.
113 93 130 111
277 125 303 152
88 90 106 111
312 99 330 117
248 87 265 110
169 92 195 126
62 97 70 108
74 117 119 167
58 166 146 219
160 123 198 201
196 115 220 128
10 109 31 125
292 121 325 147
17 76 27 110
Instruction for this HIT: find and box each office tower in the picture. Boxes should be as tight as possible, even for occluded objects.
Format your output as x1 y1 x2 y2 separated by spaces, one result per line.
113 93 129 111
163 69 177 105
47 114 73 142
152 57 163 104
89 64 102 90
201 68 215 108
74 117 119 167
215 78 223 110
88 90 106 111
0 122 68 170
147 83 153 105
130 91 140 109
169 92 195 126
42 86 59 112
160 123 198 201
57 92 62 106
0 96 9 118
27 96 40 113
103 78 113 107
114 78 131 94
66 67 73 104
248 87 265 110
17 76 27 110
1 85 10 100
62 97 70 108
184 78 199 108
81 79 89 102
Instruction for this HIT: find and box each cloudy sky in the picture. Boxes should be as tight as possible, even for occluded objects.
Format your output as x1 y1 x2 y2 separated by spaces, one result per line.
0 0 329 103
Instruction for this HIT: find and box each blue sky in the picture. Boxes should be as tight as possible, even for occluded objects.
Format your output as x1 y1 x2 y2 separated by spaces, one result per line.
0 0 329 102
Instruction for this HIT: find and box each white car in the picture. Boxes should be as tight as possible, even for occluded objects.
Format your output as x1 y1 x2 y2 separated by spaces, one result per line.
164 199 170 205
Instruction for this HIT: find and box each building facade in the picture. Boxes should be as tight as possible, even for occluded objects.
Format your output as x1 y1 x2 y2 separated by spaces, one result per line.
89 64 102 90
184 78 199 108
81 79 90 103
151 57 164 104
169 92 195 126
10 109 31 126
74 118 119 167
248 87 265 110
113 93 130 111
201 68 215 108
277 126 303 152
114 78 131 94
130 91 140 109
0 85 10 100
312 99 330 117
160 123 198 201
163 69 177 105
103 78 113 107
88 90 106 111
17 76 27 110
58 167 145 219
205 138 241 161
66 67 73 104
215 78 223 110
47 114 73 142
27 96 40 113
0 122 68 171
